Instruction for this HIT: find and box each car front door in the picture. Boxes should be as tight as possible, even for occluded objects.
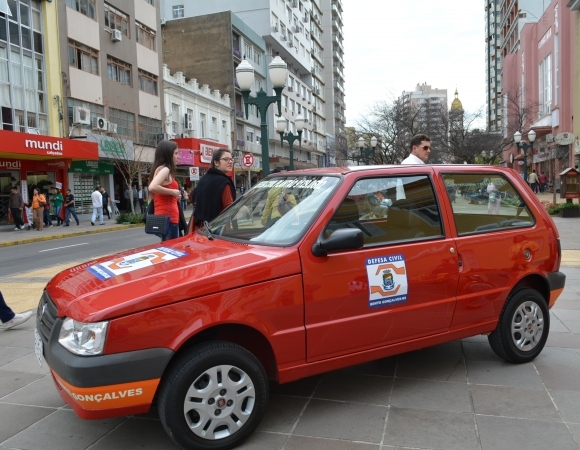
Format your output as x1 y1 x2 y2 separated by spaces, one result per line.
301 174 459 362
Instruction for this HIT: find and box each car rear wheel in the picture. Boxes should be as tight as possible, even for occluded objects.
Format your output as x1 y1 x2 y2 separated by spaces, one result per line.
158 341 269 450
488 288 549 363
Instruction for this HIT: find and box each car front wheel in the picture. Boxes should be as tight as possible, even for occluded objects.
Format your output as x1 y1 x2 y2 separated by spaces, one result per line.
158 341 269 450
488 288 550 363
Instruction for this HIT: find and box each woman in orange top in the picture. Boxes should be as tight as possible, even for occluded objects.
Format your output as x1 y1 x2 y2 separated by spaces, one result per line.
148 140 181 241
31 188 46 231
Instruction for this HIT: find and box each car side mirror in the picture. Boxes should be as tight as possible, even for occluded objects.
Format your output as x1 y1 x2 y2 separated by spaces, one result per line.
312 228 364 257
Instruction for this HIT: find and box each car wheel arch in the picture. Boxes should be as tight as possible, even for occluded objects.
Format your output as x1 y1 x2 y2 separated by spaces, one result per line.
510 273 550 305
166 323 279 382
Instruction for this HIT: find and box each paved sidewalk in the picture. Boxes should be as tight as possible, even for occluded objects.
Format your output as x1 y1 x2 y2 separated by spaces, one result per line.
0 197 579 449
0 213 143 248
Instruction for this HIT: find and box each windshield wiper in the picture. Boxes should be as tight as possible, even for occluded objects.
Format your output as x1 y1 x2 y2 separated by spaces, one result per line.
204 221 214 240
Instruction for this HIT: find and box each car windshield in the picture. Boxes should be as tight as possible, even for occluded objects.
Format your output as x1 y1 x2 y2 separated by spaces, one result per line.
206 175 340 245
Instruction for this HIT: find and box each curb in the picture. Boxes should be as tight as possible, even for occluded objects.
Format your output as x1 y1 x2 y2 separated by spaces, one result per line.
0 223 144 248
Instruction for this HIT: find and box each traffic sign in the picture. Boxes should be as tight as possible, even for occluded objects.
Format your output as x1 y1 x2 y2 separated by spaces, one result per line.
189 166 199 181
242 153 254 168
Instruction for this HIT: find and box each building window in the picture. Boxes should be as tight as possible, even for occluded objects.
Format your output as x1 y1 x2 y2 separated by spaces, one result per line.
135 22 156 51
108 107 135 139
68 39 98 75
253 48 261 65
138 69 158 95
66 0 96 20
211 116 217 140
66 98 104 130
104 3 129 38
138 115 161 146
554 34 559 105
107 55 132 86
538 54 551 117
247 129 254 142
200 113 206 137
173 5 184 19
243 42 253 60
143 0 154 5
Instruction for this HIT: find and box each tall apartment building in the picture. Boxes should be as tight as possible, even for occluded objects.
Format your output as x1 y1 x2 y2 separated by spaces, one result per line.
397 83 448 163
161 0 331 171
59 0 164 212
321 0 345 166
485 0 548 131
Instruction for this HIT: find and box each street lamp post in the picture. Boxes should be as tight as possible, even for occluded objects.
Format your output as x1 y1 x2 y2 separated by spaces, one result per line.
513 130 536 183
358 136 378 165
276 115 304 171
481 150 493 165
236 56 288 175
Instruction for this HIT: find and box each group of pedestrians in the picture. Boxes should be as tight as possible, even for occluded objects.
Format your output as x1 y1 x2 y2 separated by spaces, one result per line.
527 170 549 193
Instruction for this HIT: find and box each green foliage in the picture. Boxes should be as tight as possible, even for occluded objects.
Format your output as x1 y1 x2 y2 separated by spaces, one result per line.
116 212 144 224
543 201 580 215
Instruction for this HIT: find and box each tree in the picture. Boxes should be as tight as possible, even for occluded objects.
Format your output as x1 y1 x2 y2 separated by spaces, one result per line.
93 132 152 214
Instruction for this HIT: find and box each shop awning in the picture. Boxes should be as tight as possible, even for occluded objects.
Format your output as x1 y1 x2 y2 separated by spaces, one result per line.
0 130 99 161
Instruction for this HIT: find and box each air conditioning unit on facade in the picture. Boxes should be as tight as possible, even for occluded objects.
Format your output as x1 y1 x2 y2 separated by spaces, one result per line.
287 86 293 92
288 41 294 47
73 106 91 125
272 24 279 32
281 34 287 41
293 25 299 33
156 133 169 144
292 0 298 7
107 122 118 134
315 88 321 95
303 15 309 22
92 116 108 131
185 112 194 130
111 29 122 42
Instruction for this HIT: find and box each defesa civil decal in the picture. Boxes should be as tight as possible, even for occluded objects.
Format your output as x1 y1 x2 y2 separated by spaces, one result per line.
366 254 408 308
87 247 187 280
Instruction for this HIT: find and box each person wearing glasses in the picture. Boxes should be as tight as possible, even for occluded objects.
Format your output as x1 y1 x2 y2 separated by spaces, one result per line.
148 140 181 241
191 149 236 231
401 134 431 164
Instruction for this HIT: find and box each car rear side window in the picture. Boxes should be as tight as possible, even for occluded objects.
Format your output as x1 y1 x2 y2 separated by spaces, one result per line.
442 173 535 235
325 175 444 246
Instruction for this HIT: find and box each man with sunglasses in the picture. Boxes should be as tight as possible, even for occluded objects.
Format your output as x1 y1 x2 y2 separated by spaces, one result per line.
402 134 431 164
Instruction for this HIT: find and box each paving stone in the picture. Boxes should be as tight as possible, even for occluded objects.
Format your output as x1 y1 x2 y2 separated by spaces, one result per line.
235 431 288 450
545 331 580 348
466 360 544 389
470 384 560 421
550 389 580 423
0 346 33 368
462 342 502 361
390 378 472 413
534 347 580 368
0 403 54 443
476 415 578 450
396 342 466 382
258 395 308 433
0 370 43 398
2 332 35 349
273 376 321 398
1 374 64 408
384 407 478 450
314 373 393 406
335 356 397 377
1 409 124 450
86 417 179 450
536 364 580 391
0 353 49 375
285 435 379 449
293 399 386 443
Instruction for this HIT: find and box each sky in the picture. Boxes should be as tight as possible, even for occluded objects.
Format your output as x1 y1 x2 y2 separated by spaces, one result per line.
342 1 486 128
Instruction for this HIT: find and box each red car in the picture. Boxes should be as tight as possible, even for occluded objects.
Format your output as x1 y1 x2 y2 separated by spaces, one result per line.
36 165 565 450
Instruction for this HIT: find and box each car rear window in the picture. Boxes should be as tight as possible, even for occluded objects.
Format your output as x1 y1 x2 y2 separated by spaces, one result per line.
442 173 535 235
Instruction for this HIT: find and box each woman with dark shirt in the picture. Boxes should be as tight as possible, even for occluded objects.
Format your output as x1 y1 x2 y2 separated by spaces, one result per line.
148 140 181 241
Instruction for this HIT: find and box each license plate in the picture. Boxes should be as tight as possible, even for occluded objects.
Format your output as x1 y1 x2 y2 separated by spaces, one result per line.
34 328 43 367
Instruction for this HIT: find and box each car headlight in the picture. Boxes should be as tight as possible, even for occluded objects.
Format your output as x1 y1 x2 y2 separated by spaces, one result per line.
58 318 108 356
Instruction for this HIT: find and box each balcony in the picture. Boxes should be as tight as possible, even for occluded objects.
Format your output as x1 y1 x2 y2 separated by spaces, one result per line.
333 80 344 94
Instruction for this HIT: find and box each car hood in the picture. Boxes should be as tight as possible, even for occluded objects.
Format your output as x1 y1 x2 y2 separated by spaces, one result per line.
45 234 301 322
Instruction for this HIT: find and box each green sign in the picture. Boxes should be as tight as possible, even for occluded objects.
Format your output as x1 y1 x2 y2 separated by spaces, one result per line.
69 160 114 174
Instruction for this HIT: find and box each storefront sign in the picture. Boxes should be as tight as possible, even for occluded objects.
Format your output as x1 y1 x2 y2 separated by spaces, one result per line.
88 134 134 161
0 130 98 160
200 144 217 164
0 158 69 171
189 167 199 181
69 160 115 174
178 149 194 165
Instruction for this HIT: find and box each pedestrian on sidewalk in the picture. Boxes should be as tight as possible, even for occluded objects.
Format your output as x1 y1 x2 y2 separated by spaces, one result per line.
42 191 52 228
64 188 80 226
138 185 145 213
52 188 64 226
91 186 104 226
528 170 539 193
180 184 188 211
539 171 548 193
8 186 25 231
30 188 46 231
0 291 32 330
132 184 139 213
100 186 111 219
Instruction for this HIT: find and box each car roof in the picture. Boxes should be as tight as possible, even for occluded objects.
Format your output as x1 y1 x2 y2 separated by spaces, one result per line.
268 165 515 177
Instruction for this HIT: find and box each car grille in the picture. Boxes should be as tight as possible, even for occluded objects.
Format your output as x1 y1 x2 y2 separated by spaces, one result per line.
37 291 58 342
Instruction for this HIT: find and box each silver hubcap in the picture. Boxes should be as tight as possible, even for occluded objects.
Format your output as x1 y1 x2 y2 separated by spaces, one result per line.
511 301 544 352
183 364 255 440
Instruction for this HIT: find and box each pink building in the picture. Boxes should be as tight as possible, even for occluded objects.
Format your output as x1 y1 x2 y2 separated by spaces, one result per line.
502 0 575 183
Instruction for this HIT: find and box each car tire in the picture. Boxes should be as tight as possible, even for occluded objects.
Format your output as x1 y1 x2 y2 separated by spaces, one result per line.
158 341 269 450
488 288 550 363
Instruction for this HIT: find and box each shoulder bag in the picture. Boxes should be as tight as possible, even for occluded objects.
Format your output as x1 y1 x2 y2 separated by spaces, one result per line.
144 198 170 236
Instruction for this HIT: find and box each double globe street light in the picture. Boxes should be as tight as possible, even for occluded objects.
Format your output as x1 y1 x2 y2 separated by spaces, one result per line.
276 115 304 171
513 130 536 183
358 136 378 165
236 56 288 175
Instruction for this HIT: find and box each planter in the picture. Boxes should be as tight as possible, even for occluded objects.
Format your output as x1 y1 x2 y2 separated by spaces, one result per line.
559 208 580 218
